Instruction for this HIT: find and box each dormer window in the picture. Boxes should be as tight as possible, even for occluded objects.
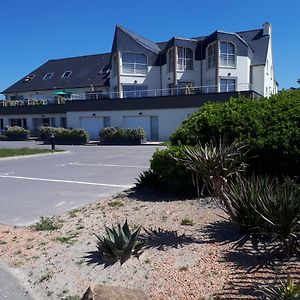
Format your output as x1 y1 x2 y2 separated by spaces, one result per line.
177 47 193 71
43 73 54 80
122 53 147 75
23 74 35 82
220 42 236 67
61 71 72 78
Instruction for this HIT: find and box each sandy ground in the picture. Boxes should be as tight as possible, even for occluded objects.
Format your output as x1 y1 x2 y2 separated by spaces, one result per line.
0 191 299 300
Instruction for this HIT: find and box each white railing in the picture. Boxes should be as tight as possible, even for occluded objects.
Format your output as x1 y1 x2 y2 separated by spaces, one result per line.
70 83 258 100
0 83 259 107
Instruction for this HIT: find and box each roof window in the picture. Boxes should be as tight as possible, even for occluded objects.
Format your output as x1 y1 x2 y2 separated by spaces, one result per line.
43 73 54 80
98 67 110 75
61 71 72 78
23 74 35 82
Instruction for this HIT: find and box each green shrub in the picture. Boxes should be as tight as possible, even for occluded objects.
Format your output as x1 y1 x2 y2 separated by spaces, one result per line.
150 146 195 191
39 127 89 145
96 220 144 262
100 127 145 144
33 217 62 231
170 90 300 175
4 126 29 140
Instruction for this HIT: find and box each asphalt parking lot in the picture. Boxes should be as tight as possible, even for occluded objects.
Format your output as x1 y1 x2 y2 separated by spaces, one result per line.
0 141 160 226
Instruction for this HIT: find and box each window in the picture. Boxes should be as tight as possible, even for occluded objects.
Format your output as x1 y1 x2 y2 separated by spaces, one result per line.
61 71 72 78
207 43 217 69
123 85 147 98
168 48 174 73
60 117 67 128
122 53 147 75
177 47 193 71
220 42 236 67
9 118 27 128
43 73 54 80
0 119 4 131
220 78 236 92
23 74 35 82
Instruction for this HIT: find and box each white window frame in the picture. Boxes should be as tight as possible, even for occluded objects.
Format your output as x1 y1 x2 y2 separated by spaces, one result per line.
220 77 237 92
207 43 217 69
177 47 193 71
61 71 72 78
220 42 236 68
43 73 54 80
121 52 147 75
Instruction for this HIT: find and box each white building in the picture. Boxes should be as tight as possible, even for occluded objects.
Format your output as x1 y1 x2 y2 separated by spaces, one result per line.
0 23 277 140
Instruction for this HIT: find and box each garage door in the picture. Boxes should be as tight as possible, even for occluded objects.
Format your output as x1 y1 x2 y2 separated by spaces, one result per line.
123 116 151 141
80 117 104 140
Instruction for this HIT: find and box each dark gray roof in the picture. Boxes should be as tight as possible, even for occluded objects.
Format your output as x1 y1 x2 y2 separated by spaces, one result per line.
3 53 110 94
236 29 269 65
116 25 161 54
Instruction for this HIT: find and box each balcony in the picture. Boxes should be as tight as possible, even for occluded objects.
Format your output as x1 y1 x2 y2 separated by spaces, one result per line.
0 83 260 107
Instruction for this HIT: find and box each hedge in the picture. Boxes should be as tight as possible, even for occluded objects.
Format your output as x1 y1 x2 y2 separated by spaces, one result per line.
100 127 145 145
3 126 29 141
39 127 89 145
170 90 300 175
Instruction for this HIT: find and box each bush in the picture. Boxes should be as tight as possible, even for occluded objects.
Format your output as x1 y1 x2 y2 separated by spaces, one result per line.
4 126 29 140
100 127 145 145
39 127 89 145
150 146 195 191
170 90 300 175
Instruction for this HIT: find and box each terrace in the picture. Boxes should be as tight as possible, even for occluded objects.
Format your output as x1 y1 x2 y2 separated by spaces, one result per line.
0 83 260 107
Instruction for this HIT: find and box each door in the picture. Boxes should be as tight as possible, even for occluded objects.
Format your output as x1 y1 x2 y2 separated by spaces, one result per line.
80 117 104 140
123 116 151 141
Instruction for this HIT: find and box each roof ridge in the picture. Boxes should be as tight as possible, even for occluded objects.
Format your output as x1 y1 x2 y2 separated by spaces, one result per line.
49 52 111 62
236 28 261 34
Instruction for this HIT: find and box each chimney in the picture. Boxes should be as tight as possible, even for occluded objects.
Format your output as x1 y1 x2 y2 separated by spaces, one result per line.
263 22 272 36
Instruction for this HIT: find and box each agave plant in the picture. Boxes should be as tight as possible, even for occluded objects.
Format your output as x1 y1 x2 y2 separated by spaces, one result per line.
227 175 300 256
96 220 145 261
260 276 300 299
177 137 248 220
135 169 163 190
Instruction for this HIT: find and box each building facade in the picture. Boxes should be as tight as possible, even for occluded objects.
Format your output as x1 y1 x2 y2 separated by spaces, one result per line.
0 23 277 140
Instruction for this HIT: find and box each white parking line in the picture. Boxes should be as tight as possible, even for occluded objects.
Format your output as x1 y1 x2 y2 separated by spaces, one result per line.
0 174 132 188
69 162 148 168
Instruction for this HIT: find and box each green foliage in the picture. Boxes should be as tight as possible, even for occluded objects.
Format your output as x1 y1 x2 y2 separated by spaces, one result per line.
39 127 89 144
3 126 29 140
180 218 194 226
170 90 300 175
100 127 145 144
260 276 300 299
96 220 144 261
227 176 300 256
33 217 62 231
135 169 163 190
177 138 248 196
150 146 194 191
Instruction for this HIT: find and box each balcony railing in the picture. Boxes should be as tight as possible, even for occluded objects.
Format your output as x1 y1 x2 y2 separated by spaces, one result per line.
0 83 259 107
71 83 257 100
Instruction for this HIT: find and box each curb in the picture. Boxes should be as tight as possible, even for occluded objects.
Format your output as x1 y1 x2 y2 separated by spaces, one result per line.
0 150 70 161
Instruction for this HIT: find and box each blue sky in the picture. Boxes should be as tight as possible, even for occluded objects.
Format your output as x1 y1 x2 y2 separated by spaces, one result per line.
0 0 299 99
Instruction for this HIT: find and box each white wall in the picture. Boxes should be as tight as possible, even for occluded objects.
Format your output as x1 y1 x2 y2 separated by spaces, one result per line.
219 56 251 91
252 65 265 96
67 107 199 141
